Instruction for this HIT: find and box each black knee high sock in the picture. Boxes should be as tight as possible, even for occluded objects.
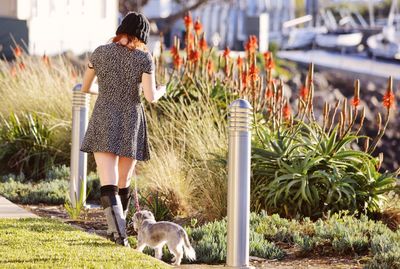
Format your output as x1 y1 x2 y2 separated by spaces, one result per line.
118 187 131 213
100 185 119 208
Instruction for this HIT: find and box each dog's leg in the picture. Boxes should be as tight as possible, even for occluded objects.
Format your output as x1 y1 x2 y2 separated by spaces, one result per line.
136 242 146 253
154 246 163 260
168 244 183 266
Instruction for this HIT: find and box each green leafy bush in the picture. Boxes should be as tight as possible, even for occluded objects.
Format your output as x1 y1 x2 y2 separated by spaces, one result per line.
186 217 285 264
367 231 400 269
0 178 68 204
0 112 64 181
0 167 101 205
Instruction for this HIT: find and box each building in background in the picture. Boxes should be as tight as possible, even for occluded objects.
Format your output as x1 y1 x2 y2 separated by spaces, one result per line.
0 0 118 58
142 0 295 51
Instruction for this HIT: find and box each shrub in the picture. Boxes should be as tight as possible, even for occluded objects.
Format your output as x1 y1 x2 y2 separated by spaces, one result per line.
367 231 400 269
0 112 67 180
0 178 68 204
251 74 398 218
186 217 285 264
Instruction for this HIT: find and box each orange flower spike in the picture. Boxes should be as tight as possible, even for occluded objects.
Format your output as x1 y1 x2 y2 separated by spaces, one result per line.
237 56 243 69
382 76 395 109
299 85 309 100
184 12 193 30
171 45 178 56
283 100 291 120
173 54 182 69
223 47 231 58
199 36 207 51
14 46 23 57
10 66 17 76
267 54 275 70
18 62 25 70
265 86 273 99
194 19 203 36
42 54 50 66
207 59 214 76
189 49 200 62
249 63 258 80
351 79 360 107
241 71 248 86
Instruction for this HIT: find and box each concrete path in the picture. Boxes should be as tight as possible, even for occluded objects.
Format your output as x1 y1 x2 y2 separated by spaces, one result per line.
0 196 38 218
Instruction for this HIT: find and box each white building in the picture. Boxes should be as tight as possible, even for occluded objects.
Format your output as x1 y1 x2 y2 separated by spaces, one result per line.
0 0 118 56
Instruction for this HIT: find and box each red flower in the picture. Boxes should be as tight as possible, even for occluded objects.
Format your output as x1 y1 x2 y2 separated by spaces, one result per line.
173 54 183 69
223 47 230 58
383 87 395 109
237 56 243 69
189 49 200 62
351 97 360 107
171 45 178 56
207 59 214 75
42 54 50 66
241 71 248 86
299 85 309 100
249 63 258 80
184 12 193 29
245 35 258 53
186 32 194 48
194 19 203 35
199 36 207 51
13 46 23 57
10 66 17 76
265 87 273 99
283 101 291 120
18 62 25 70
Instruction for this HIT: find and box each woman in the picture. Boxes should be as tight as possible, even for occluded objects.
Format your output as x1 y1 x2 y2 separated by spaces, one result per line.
79 12 166 247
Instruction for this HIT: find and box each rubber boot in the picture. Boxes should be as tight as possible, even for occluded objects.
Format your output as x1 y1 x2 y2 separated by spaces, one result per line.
100 185 130 247
118 187 132 219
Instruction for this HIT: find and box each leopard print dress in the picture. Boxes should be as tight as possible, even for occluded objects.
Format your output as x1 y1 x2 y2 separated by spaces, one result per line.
80 42 153 161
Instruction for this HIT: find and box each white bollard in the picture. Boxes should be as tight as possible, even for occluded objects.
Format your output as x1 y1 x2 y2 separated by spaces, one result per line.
227 99 254 269
70 84 90 207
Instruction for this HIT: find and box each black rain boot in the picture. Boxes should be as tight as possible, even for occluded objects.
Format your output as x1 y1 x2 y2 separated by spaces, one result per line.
118 187 132 219
100 185 130 247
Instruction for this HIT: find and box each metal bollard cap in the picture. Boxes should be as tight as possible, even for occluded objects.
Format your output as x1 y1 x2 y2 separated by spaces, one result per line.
229 99 252 110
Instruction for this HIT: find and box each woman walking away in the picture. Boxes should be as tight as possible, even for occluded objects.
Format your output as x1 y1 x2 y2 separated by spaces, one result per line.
79 12 166 247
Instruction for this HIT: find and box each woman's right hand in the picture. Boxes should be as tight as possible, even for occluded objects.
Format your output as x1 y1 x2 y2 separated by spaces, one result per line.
156 85 166 97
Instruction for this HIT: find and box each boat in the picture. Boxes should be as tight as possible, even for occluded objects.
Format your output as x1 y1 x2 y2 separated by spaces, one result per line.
315 29 363 49
367 26 400 59
366 0 400 59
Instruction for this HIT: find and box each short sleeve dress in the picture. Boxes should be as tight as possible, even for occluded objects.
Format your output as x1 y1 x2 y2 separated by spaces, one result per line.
79 42 154 161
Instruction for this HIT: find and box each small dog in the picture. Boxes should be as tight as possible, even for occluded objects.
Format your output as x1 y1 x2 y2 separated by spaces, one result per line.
132 210 196 265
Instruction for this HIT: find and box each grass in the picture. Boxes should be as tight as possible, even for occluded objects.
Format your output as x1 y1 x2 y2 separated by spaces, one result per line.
0 218 170 269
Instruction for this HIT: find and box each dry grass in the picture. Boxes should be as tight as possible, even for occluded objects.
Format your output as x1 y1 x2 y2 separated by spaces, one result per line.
138 100 228 220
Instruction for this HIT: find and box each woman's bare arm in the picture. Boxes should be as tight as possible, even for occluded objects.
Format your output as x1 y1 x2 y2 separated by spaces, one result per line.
141 72 166 103
81 67 98 94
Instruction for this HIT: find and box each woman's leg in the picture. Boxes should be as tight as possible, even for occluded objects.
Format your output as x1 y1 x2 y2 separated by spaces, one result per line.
94 152 119 186
118 156 137 217
118 156 137 188
94 152 129 247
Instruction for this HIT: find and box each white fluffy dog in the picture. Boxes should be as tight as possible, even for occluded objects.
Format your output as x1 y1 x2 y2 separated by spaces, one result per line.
132 210 196 265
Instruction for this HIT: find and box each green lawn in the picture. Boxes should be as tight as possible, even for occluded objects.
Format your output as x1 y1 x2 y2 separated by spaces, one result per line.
0 218 170 269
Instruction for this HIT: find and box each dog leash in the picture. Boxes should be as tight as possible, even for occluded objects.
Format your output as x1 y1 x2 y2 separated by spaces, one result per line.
133 171 141 212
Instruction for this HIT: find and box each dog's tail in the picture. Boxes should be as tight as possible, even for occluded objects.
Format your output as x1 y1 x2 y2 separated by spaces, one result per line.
179 229 196 261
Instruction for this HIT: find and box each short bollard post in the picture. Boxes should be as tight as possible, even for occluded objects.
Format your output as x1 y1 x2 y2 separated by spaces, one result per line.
70 84 90 207
227 99 254 269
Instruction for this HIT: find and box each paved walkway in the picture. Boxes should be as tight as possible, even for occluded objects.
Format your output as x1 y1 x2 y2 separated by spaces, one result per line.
0 196 38 218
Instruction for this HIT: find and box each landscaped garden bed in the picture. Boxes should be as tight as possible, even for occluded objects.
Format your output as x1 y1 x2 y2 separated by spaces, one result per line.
0 14 399 268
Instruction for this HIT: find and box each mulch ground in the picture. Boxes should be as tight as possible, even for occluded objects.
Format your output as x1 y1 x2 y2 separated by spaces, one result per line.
21 204 369 269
